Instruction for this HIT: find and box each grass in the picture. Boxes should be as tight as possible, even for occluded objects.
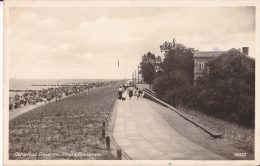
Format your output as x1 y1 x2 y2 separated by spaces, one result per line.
177 106 254 152
9 83 120 160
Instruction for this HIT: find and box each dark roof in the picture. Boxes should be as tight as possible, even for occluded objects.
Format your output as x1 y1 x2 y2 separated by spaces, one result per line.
193 51 225 58
194 49 255 60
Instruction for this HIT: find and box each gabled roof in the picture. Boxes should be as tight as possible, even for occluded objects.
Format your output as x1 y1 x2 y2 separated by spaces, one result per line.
193 51 225 58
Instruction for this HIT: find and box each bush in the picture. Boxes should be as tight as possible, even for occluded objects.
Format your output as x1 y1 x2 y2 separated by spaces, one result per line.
153 71 193 107
192 49 255 128
153 49 255 128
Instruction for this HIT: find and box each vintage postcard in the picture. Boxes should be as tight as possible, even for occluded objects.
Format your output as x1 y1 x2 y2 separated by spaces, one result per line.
2 0 260 165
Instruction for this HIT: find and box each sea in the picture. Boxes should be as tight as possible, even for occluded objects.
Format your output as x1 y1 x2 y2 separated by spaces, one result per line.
9 78 114 97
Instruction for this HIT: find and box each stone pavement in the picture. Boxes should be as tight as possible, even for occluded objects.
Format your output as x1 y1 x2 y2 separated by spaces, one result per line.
113 93 226 160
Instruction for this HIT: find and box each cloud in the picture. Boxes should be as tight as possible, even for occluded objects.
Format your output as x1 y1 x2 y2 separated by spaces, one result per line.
40 17 59 25
8 7 256 78
10 12 63 47
10 12 39 31
19 12 39 22
10 41 51 63
65 17 146 44
56 43 75 51
75 53 96 59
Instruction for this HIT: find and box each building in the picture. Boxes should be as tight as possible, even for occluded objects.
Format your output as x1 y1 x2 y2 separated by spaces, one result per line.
193 47 250 81
193 51 224 80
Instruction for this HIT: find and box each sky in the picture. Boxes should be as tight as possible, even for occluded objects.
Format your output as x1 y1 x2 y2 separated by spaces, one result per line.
9 7 256 79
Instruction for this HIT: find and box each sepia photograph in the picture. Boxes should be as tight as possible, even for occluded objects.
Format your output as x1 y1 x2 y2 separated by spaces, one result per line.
2 0 259 165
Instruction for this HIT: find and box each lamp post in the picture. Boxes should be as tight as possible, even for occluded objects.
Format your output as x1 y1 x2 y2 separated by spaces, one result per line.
135 70 136 83
55 88 57 103
138 65 140 83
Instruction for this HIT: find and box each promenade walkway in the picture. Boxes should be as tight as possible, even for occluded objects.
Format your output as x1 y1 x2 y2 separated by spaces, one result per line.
113 93 226 160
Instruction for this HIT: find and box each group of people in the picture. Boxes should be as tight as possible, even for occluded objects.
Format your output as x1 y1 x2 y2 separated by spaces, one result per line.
118 83 143 101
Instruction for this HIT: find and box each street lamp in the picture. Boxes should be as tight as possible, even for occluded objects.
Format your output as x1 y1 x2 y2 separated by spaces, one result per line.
138 65 140 84
135 70 136 83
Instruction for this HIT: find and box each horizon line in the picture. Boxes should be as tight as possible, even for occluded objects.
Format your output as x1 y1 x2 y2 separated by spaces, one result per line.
9 78 130 80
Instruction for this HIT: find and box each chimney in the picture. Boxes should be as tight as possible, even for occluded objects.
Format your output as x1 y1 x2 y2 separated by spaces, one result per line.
242 47 249 56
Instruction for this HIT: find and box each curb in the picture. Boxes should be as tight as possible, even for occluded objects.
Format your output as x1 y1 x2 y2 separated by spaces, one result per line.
143 89 221 138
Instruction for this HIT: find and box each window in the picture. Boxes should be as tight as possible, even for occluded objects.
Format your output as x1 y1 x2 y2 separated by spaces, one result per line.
198 61 205 69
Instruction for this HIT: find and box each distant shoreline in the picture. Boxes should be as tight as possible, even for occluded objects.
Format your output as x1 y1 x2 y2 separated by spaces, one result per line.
8 79 123 92
9 78 119 80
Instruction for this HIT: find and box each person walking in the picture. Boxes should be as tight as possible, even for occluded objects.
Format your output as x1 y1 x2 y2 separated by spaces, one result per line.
129 85 134 100
122 90 126 101
118 85 123 100
139 88 143 98
135 88 140 100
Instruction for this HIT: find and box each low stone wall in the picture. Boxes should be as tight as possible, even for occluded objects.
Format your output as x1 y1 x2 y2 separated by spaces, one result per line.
143 92 165 106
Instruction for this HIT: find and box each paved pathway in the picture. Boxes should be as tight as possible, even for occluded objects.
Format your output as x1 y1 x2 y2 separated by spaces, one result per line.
113 93 226 160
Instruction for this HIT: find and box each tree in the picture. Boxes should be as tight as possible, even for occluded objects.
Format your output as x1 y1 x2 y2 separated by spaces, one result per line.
153 70 193 106
153 38 195 104
139 52 160 87
160 38 195 83
160 40 174 58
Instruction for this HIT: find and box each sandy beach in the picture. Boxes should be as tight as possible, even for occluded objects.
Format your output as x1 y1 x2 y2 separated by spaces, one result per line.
9 88 93 121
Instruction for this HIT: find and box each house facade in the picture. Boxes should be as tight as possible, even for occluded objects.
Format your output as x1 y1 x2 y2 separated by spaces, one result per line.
193 51 224 80
193 47 250 81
